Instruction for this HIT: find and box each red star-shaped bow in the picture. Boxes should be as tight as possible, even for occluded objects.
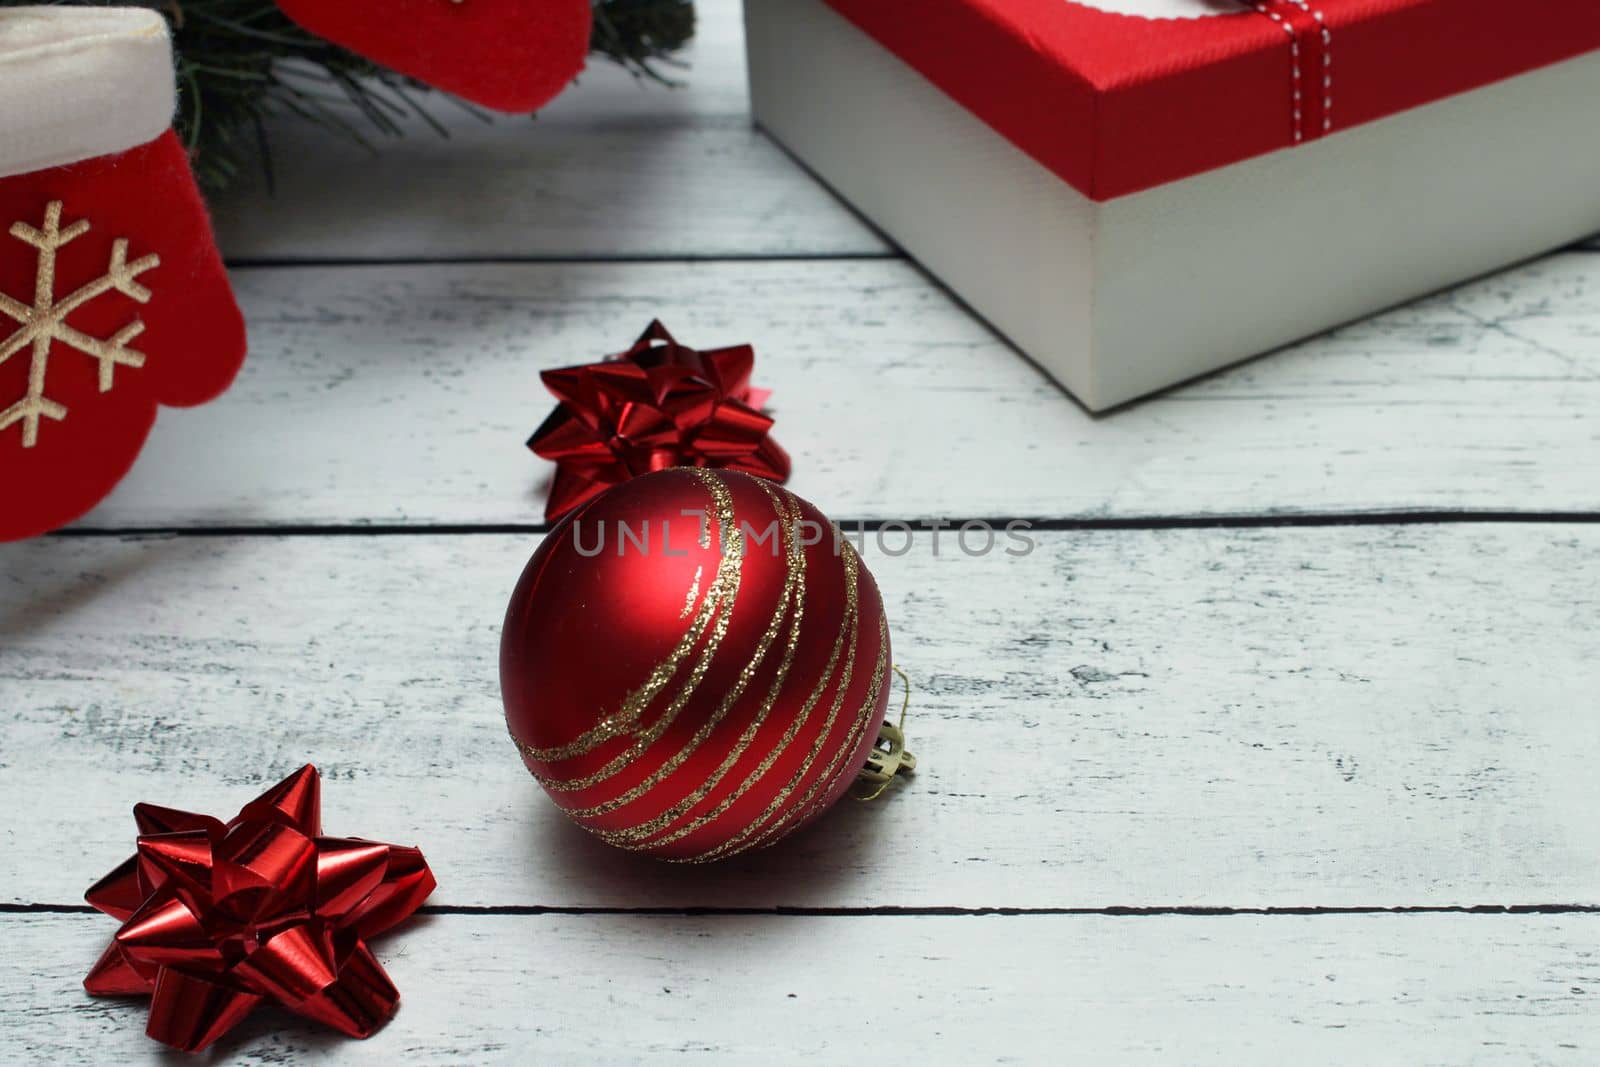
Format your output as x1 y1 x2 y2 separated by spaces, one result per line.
529 320 792 521
82 765 436 1053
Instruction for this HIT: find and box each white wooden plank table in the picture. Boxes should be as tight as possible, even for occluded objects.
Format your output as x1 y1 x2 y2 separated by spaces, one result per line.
3 1 1597 1062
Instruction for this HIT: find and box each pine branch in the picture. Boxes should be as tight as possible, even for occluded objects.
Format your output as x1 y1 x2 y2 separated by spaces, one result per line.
592 0 696 84
2 0 696 191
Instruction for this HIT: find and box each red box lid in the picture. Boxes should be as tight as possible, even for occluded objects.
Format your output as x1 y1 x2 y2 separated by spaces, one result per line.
822 0 1600 200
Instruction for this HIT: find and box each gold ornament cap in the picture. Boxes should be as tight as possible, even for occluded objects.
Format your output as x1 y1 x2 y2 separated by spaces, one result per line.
855 665 917 799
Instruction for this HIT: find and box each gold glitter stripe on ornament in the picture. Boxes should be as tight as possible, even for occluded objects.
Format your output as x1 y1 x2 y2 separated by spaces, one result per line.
589 480 809 846
522 572 738 794
631 482 856 852
706 616 889 863
683 541 861 860
514 543 738 787
586 482 806 842
782 625 892 830
518 469 741 769
677 542 862 864
679 565 704 620
554 481 801 820
698 616 885 864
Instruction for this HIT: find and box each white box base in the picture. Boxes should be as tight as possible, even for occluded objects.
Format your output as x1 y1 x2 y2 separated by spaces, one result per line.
745 0 1600 410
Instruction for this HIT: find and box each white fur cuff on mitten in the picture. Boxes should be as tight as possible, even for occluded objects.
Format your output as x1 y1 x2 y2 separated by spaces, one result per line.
0 7 174 180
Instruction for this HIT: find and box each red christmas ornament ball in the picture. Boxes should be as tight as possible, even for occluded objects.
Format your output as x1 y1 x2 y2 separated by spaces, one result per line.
501 468 892 862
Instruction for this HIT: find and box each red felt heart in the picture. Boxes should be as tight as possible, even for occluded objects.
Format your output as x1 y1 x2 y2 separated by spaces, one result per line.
276 0 593 112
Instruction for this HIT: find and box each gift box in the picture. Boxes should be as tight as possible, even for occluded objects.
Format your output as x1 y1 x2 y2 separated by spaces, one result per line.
745 0 1600 410
1 7 246 540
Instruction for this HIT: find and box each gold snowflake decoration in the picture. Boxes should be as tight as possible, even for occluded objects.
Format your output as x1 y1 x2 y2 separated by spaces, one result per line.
0 201 160 448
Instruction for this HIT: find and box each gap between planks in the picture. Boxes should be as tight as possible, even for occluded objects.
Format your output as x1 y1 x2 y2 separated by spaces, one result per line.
223 252 906 269
220 242 1600 271
4 903 1600 917
47 511 1600 538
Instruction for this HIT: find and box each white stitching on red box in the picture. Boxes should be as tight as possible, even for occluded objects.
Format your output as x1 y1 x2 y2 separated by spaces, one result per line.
1253 1 1333 141
1284 0 1333 133
1253 3 1304 143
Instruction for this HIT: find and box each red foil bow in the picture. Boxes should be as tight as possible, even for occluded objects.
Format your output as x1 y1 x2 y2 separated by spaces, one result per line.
82 765 436 1053
529 320 791 521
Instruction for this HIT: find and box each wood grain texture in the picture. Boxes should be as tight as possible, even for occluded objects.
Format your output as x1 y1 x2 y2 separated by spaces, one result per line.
209 0 888 261
10 6 1600 1058
9 911 1596 1063
3 526 1596 909
73 252 1600 529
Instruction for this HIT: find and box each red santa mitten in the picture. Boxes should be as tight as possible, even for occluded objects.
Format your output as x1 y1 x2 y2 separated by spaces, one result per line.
275 0 592 113
0 8 247 542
